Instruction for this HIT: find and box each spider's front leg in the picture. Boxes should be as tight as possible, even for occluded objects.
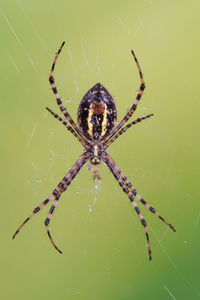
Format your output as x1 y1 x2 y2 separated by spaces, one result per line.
44 153 88 253
103 153 176 260
106 154 175 231
103 154 152 260
13 154 88 254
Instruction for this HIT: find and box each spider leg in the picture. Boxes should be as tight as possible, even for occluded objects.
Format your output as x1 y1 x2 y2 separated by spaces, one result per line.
103 155 152 260
49 42 87 142
13 154 88 252
105 50 145 143
107 114 153 147
105 154 176 232
46 107 86 146
44 153 88 253
12 196 54 239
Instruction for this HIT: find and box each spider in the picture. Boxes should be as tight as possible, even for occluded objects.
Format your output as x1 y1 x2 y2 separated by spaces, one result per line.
13 41 175 260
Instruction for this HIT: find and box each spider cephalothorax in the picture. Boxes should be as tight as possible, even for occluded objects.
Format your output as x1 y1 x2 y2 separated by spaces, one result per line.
13 42 175 260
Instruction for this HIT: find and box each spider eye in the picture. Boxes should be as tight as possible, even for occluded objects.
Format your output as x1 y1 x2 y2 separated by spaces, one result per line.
91 157 100 165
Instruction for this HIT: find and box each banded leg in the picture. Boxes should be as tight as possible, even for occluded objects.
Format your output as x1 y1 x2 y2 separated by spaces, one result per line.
44 153 88 253
105 153 175 232
12 195 54 239
46 107 86 146
13 154 88 252
49 42 87 142
105 50 145 143
107 114 153 147
103 156 152 260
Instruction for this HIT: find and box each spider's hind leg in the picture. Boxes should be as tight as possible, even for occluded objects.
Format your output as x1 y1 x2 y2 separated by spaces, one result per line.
46 107 85 146
49 42 86 142
104 50 146 143
106 114 154 147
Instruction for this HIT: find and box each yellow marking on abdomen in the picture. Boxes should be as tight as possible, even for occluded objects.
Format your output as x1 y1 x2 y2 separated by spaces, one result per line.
101 104 107 136
87 104 93 136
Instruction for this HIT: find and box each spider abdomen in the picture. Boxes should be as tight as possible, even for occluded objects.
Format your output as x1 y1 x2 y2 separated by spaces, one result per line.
77 83 117 141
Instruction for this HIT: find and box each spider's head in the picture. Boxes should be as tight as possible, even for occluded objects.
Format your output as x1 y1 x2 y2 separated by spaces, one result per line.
91 157 100 165
77 83 117 141
90 145 101 165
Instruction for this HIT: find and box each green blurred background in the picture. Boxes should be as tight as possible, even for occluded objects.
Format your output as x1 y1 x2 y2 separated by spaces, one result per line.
1 0 200 299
